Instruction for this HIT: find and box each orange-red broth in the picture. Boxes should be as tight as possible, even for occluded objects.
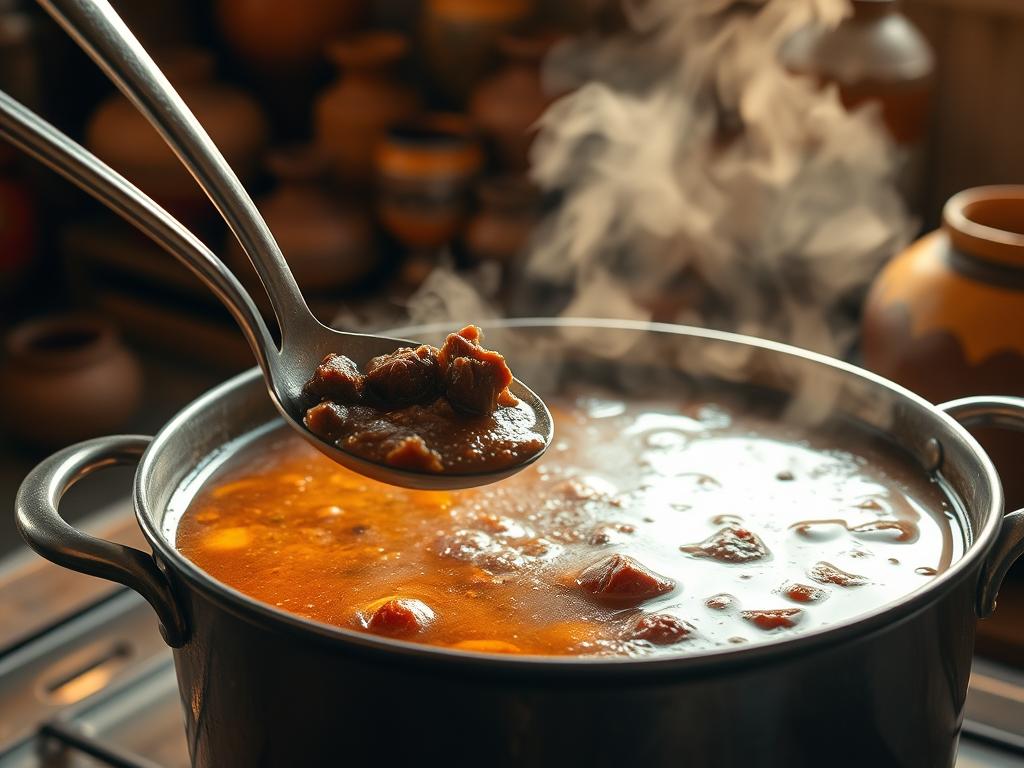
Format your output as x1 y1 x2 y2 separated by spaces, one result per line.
175 394 962 657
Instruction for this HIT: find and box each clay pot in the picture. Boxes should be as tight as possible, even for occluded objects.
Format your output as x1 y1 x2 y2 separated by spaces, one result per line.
464 175 539 264
469 32 560 172
229 147 376 296
215 0 365 70
862 185 1024 508
421 0 533 105
375 114 484 251
314 32 419 186
0 315 142 446
86 49 268 226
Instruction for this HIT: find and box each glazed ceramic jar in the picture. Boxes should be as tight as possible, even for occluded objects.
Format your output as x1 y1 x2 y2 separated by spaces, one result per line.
469 33 560 172
314 32 419 186
215 0 364 70
862 185 1024 506
86 49 268 224
229 147 376 297
0 315 142 446
780 0 934 208
421 0 533 105
375 114 484 252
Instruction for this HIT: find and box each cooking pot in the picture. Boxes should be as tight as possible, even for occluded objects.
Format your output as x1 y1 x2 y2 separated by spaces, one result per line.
15 319 1024 768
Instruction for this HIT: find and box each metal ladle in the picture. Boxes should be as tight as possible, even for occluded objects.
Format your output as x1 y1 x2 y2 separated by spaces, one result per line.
3 0 552 490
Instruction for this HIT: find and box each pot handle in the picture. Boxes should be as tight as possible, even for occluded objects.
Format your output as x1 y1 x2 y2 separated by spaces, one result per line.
15 435 188 647
939 396 1024 618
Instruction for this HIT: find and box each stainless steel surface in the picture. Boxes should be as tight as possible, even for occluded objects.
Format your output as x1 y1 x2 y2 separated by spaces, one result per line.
940 397 1024 617
19 0 552 491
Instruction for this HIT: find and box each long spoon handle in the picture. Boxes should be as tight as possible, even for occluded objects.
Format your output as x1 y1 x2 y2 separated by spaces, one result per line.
36 0 316 342
0 88 276 376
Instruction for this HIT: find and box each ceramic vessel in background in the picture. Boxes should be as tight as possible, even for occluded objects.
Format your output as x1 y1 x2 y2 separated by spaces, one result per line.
215 0 365 70
0 314 142 446
780 0 934 210
862 185 1024 508
86 49 268 225
0 144 34 302
469 32 560 172
314 32 419 186
230 147 377 297
464 175 538 265
421 0 533 105
375 114 484 255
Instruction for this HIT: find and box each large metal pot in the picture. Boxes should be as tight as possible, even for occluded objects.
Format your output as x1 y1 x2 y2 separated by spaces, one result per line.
15 319 1024 768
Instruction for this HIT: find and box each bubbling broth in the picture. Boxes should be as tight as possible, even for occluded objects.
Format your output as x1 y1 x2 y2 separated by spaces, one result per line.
176 391 962 657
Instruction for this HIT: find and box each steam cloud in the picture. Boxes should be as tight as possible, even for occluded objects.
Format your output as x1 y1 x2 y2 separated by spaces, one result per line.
404 0 912 361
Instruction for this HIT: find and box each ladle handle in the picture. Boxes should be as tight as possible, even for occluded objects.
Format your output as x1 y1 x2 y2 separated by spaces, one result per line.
37 0 314 342
0 88 276 378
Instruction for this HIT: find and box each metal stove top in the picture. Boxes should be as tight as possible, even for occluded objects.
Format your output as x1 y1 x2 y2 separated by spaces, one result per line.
1 501 1023 768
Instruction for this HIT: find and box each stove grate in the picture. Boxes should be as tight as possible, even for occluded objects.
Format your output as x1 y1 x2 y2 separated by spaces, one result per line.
38 721 163 768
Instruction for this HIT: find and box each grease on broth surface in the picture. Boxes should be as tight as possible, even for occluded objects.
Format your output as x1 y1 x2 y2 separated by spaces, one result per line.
176 393 962 657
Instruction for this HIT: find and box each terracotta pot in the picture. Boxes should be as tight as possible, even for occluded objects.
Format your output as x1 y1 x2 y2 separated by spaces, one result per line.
375 114 484 251
86 49 268 226
0 314 142 446
469 32 560 172
229 147 376 296
464 175 538 264
421 0 533 105
215 0 365 70
862 185 1024 508
314 32 419 185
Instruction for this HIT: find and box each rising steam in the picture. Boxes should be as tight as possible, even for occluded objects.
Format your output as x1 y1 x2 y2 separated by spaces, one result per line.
527 0 913 357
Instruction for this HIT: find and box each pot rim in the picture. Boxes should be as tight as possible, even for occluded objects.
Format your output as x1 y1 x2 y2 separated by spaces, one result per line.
136 317 1002 676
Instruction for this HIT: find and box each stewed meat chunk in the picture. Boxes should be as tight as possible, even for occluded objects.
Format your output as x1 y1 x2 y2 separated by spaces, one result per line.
628 613 693 645
365 598 435 636
301 325 543 473
364 345 442 408
741 608 802 631
808 562 868 587
681 525 769 564
304 353 365 404
577 554 675 603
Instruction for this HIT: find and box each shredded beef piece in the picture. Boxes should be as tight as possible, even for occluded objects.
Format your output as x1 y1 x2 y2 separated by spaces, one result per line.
304 401 350 442
303 353 364 404
364 345 442 408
